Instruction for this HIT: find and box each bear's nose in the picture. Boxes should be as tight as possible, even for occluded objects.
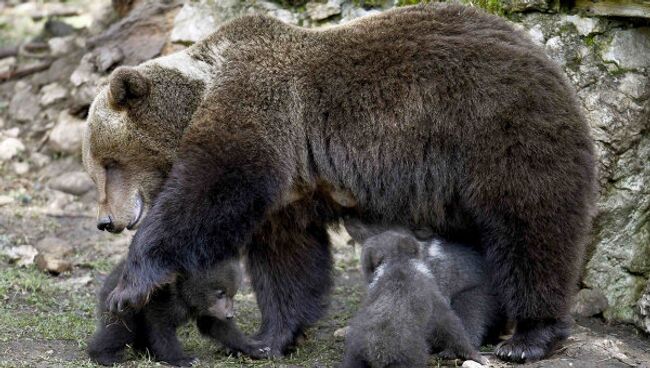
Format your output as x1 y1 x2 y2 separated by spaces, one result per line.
97 216 114 232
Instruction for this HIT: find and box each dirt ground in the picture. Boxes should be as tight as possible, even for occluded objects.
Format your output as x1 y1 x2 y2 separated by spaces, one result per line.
1 175 650 368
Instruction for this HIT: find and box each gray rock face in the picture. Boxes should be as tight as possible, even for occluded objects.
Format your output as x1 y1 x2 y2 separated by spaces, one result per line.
170 2 217 44
503 0 550 12
602 28 650 69
572 288 610 318
306 1 342 21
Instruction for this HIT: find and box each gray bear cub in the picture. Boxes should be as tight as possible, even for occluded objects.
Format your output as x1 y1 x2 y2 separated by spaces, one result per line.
342 222 498 367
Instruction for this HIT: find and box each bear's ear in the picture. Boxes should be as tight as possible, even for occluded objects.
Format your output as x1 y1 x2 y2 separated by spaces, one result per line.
107 66 150 110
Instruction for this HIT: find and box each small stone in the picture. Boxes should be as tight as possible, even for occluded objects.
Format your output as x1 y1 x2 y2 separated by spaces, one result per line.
35 237 74 257
333 326 349 339
48 171 94 196
527 24 545 46
58 274 92 290
0 56 16 75
39 83 68 106
602 28 650 69
306 1 342 21
47 35 76 57
0 195 13 206
12 162 30 175
0 137 25 161
30 152 51 169
35 253 73 274
4 245 38 267
462 360 485 368
170 3 217 44
95 45 124 72
502 0 549 13
48 111 85 154
2 127 20 138
9 84 39 123
565 15 603 36
572 288 609 318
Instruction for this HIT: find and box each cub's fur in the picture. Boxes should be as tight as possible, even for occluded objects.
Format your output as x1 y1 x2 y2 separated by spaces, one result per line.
342 231 485 368
84 3 596 362
87 260 264 366
345 220 503 350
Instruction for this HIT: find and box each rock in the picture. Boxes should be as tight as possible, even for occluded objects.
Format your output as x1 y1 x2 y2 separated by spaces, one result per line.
527 24 545 46
48 35 76 57
39 83 68 106
170 3 217 44
0 137 25 161
572 288 609 318
502 0 550 13
70 53 98 87
0 56 16 75
0 195 13 206
30 152 51 169
2 127 20 138
565 15 604 36
34 237 74 257
58 275 92 290
602 28 650 69
48 171 94 196
48 111 85 154
306 1 342 21
636 282 650 333
4 245 38 267
12 162 30 175
0 117 4 129
333 326 349 339
35 253 72 275
618 73 650 100
95 45 124 72
9 83 39 123
462 360 485 368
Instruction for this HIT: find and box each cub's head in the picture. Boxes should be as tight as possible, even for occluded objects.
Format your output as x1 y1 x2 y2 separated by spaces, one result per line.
83 54 209 233
180 260 242 320
360 230 423 283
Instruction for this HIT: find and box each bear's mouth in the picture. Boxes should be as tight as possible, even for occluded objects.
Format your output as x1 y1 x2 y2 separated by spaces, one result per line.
126 193 144 230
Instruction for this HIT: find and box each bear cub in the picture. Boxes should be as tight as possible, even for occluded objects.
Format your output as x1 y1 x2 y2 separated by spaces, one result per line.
342 223 498 367
88 259 265 366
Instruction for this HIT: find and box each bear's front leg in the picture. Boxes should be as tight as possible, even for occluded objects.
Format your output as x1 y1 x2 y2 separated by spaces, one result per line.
246 211 333 356
107 127 289 314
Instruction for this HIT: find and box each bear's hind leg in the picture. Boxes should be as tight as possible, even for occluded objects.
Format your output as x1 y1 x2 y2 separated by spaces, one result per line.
246 219 333 356
484 214 582 363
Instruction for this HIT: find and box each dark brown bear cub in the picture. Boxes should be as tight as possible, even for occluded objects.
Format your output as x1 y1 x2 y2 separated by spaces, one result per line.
87 259 264 366
342 230 486 368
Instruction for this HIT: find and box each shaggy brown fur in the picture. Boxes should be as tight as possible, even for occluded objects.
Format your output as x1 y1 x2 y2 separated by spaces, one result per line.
83 3 596 363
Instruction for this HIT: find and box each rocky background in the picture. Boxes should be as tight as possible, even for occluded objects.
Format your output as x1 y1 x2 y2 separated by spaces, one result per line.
0 0 649 366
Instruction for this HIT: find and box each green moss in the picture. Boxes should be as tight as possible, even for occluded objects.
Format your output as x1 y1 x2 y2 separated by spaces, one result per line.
353 0 390 8
396 0 433 6
461 0 505 15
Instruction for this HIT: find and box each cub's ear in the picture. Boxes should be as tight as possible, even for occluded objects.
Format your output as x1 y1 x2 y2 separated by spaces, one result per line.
361 246 384 283
108 66 150 110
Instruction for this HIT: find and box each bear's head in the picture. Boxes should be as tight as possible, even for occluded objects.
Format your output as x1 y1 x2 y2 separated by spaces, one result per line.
83 55 211 233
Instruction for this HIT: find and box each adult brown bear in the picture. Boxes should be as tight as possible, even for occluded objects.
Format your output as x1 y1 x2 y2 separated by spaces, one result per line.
83 3 596 362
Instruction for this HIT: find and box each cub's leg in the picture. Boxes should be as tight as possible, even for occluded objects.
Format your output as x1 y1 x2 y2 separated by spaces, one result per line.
87 315 136 366
246 218 333 356
196 316 269 359
429 301 486 364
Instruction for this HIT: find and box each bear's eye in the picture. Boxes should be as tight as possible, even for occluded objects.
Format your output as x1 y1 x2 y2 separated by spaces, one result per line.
216 290 225 299
104 160 120 170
